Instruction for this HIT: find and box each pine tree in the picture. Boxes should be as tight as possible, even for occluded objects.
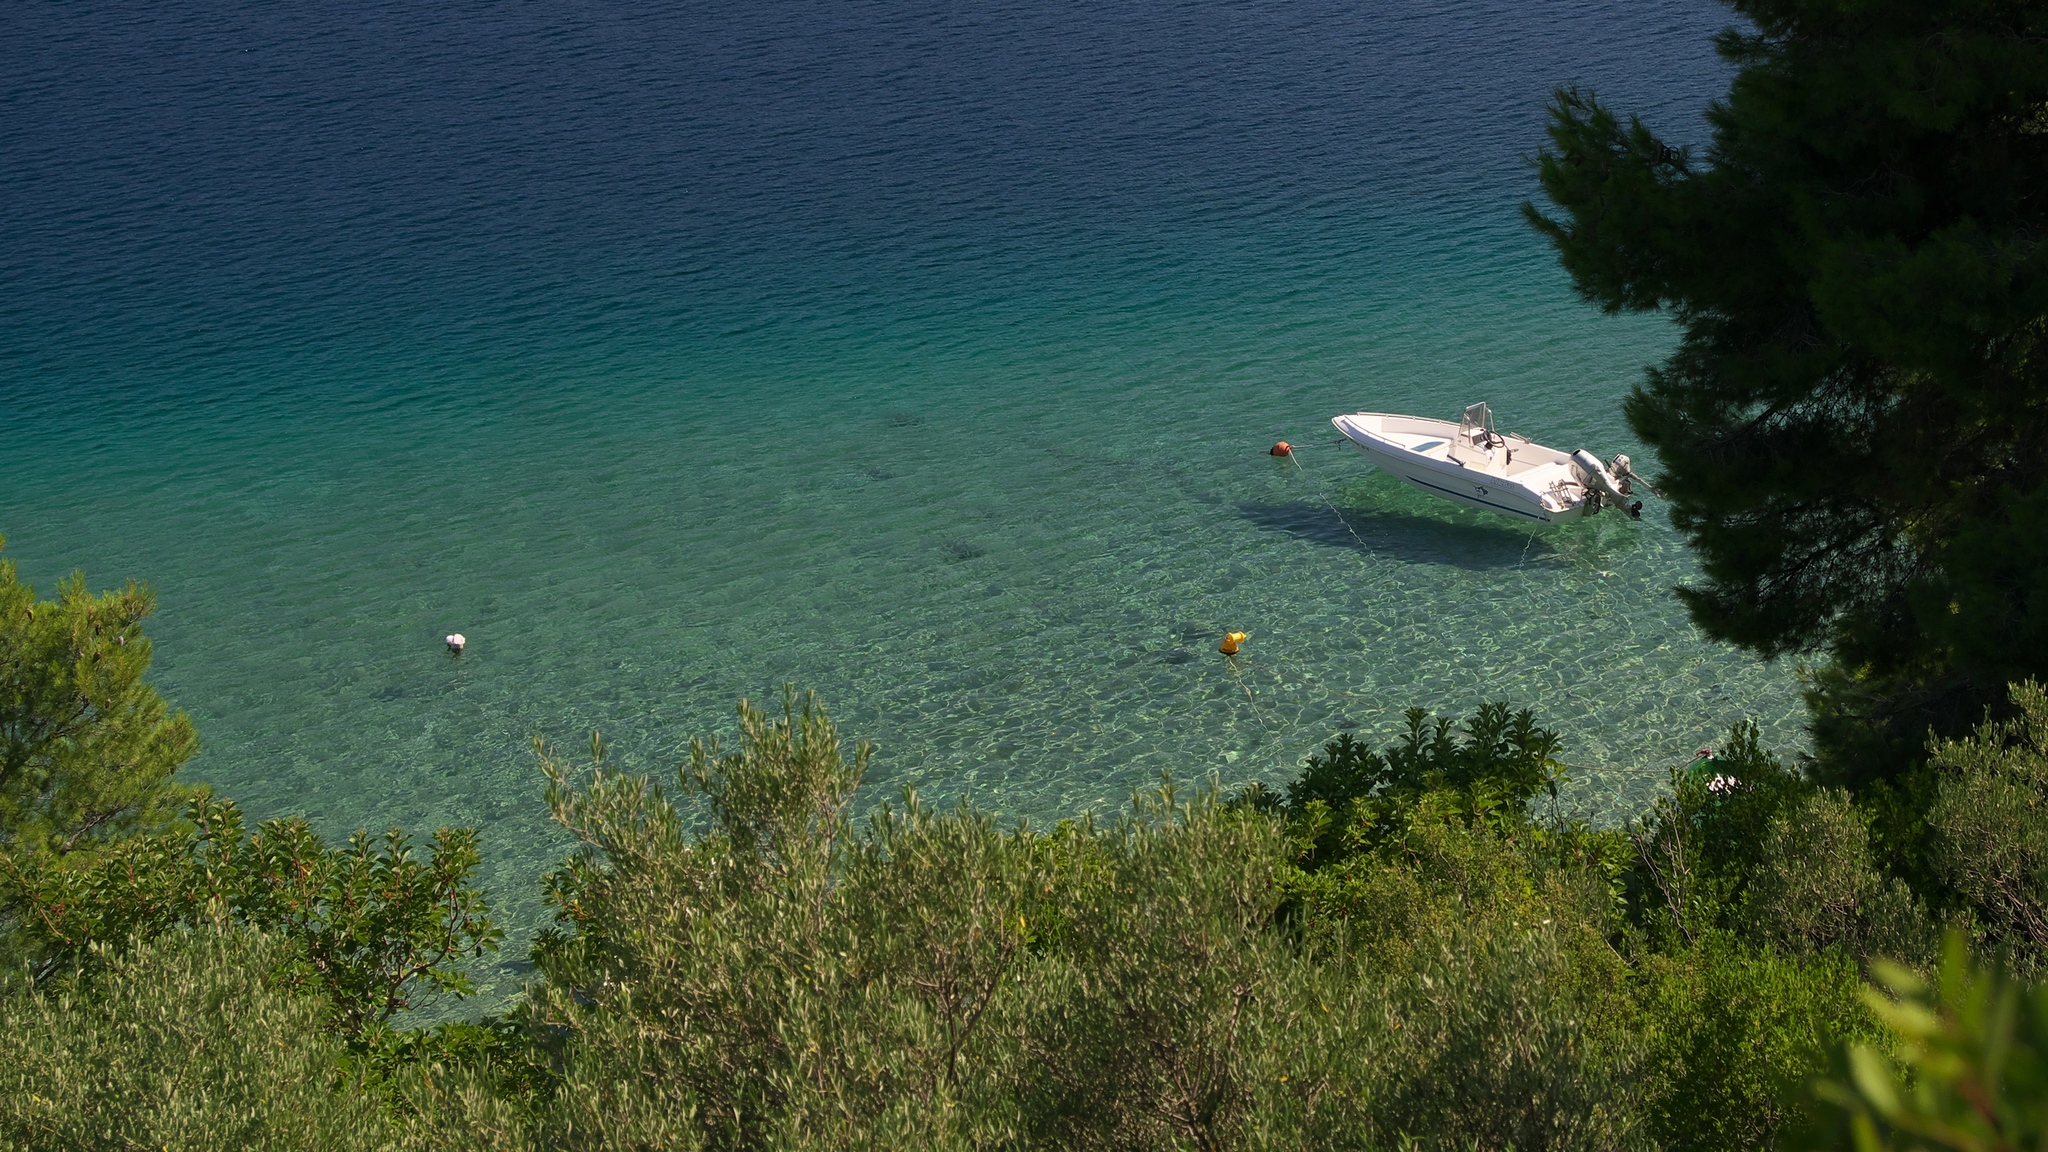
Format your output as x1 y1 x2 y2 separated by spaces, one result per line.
0 536 197 851
1528 0 2048 783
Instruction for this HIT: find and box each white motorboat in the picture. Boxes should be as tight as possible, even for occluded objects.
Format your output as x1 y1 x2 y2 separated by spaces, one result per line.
1331 402 1657 524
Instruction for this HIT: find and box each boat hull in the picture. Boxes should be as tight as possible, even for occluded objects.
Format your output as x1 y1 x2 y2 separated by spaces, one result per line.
1331 413 1588 525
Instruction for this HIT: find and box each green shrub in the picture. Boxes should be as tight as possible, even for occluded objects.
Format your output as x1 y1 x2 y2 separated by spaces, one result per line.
1746 788 1933 964
0 538 497 1041
1363 923 1646 1151
1012 780 1291 1150
0 539 198 855
0 539 201 971
1630 934 1877 1152
0 795 500 1038
1928 680 2048 975
1627 721 1813 947
1280 704 1566 854
0 928 403 1151
525 693 1646 1151
1281 788 1596 962
1796 932 2048 1151
529 690 1046 1149
3 620 1971 1152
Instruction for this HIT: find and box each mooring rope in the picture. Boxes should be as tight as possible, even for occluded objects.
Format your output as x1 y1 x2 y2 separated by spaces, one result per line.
1223 435 1669 799
1222 651 1270 718
1219 651 1317 782
1281 444 1385 567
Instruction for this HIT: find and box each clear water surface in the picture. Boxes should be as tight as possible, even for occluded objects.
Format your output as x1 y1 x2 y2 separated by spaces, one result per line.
1 0 1789 1003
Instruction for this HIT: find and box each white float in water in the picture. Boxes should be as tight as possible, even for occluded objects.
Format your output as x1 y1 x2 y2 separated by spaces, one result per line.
446 633 466 655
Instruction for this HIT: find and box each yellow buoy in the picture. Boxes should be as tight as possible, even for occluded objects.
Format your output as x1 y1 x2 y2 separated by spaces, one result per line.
1219 631 1248 655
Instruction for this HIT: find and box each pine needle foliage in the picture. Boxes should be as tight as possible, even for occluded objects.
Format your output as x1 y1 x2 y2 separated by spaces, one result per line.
1527 0 2048 781
0 536 196 853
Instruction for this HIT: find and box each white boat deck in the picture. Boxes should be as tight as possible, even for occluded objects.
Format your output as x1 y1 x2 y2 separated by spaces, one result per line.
1368 422 1572 479
1332 410 1592 523
1372 426 1574 487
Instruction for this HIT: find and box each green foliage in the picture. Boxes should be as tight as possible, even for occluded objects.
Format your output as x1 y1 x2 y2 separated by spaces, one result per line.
1273 703 1566 866
1358 926 1644 1152
18 519 2018 1149
1266 708 1910 1152
1798 933 2048 1152
0 544 498 1037
1625 720 1934 967
518 692 1642 1151
1856 765 1948 911
1010 782 1623 1152
3 616 2011 1152
0 539 197 852
0 794 500 1038
0 927 404 1151
1633 935 1879 1152
1746 788 1933 964
1017 781 1293 1150
1287 702 1565 816
228 816 502 1037
1569 728 1905 1152
1928 679 2048 976
1627 722 1809 945
1527 0 2048 783
1287 787 1531 950
530 688 1030 1148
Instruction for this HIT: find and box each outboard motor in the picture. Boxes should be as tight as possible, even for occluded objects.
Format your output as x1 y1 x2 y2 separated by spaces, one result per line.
1608 454 1664 500
1570 449 1641 518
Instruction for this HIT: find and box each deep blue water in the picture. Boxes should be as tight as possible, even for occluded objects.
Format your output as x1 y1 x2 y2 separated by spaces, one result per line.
1 0 1779 1005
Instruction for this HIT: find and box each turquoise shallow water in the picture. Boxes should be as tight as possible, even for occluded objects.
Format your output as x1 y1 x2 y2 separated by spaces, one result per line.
1 0 1790 1002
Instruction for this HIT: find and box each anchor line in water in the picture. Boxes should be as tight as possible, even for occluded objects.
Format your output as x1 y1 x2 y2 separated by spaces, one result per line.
1218 652 1314 780
1281 444 1386 573
1283 439 1630 628
1223 652 1268 718
1245 440 1632 785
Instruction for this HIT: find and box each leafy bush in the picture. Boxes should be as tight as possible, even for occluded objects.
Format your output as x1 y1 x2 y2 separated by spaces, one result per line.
6 529 1961 1152
2 533 2000 1152
519 692 1644 1151
1746 788 1933 964
1796 933 2048 1151
1627 721 1814 946
0 795 500 1037
1285 703 1565 817
1928 679 2048 974
1361 923 1646 1151
1629 935 1877 1152
529 690 1041 1149
0 543 496 1045
0 927 403 1151
1014 780 1294 1151
1287 788 1532 952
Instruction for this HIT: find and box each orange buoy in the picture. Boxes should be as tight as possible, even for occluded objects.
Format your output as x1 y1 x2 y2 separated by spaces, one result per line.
1269 441 1293 456
1219 630 1248 655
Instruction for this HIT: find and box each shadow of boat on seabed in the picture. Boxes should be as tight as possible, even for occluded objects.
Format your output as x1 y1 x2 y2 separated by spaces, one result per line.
1235 499 1560 572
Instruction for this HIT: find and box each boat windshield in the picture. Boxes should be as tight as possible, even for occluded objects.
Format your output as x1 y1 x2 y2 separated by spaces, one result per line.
1458 402 1496 448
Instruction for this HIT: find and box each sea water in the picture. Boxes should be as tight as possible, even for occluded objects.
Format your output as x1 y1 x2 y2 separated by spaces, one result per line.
2 0 1787 1004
